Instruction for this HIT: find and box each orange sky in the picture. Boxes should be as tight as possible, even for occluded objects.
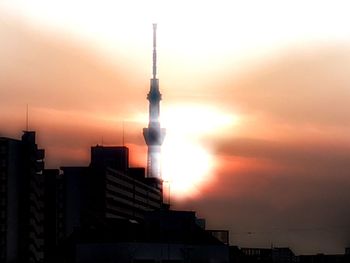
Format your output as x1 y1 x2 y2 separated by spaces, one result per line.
1 0 350 254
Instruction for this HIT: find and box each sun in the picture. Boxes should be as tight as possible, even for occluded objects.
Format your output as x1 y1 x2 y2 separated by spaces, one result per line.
162 137 213 198
160 103 237 199
131 104 236 198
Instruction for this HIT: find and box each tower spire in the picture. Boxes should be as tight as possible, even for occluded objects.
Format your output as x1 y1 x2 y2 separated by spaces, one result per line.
153 23 157 79
143 24 166 178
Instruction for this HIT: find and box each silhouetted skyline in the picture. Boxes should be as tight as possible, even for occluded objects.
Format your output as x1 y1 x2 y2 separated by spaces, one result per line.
1 1 350 255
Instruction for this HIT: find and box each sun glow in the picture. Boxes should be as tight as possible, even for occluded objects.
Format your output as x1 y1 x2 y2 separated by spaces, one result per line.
160 104 237 198
162 138 212 197
4 0 350 72
131 104 236 198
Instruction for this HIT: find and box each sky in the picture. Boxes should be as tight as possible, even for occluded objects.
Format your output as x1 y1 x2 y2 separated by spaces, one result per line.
1 0 350 254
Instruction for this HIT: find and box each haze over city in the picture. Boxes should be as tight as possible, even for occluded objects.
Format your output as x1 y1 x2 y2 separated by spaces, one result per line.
1 0 350 255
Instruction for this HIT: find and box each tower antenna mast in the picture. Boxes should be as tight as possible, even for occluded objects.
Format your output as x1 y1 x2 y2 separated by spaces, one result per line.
153 23 157 79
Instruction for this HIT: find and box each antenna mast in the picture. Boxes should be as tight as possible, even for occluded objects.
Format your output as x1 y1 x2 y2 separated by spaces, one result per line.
152 23 157 79
26 104 29 131
122 121 125 146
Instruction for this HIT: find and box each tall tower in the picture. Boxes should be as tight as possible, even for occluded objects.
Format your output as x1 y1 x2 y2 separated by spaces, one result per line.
143 24 166 178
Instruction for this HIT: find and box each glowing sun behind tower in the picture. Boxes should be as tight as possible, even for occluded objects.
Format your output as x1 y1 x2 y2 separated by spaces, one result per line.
140 24 237 195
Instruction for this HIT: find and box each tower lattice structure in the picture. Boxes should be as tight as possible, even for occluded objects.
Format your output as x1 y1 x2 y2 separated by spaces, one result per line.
143 24 166 178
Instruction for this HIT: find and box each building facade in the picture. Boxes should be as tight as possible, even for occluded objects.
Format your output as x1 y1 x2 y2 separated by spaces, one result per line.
0 131 45 263
68 210 230 263
60 146 163 239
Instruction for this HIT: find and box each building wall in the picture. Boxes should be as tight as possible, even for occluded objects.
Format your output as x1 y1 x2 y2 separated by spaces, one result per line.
43 169 61 262
21 132 45 263
207 230 229 245
60 167 90 238
105 167 162 220
75 242 229 263
60 146 163 235
91 146 129 172
0 138 22 262
0 132 45 263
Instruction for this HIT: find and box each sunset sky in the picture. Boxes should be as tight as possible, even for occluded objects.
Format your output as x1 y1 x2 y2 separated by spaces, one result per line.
1 0 350 254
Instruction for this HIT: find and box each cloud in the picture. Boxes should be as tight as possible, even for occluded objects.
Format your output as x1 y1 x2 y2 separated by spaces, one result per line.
0 19 148 167
175 136 350 254
214 137 350 171
172 46 350 254
218 46 350 127
177 151 350 254
0 17 147 116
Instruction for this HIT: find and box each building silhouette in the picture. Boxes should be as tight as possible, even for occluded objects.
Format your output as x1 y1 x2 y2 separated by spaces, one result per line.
69 210 229 263
43 168 62 263
59 145 163 240
0 131 45 263
53 145 230 263
228 246 350 263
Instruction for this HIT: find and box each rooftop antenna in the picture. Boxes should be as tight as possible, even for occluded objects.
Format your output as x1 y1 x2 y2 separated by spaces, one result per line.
122 121 125 146
26 104 29 131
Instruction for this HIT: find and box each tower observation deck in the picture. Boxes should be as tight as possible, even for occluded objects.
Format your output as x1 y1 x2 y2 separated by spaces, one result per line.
143 24 166 179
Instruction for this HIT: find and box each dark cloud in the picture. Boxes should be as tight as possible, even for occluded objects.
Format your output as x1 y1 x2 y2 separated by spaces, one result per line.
214 137 350 172
175 163 350 254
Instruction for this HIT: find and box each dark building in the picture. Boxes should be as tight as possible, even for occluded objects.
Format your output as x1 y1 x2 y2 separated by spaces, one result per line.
0 131 45 263
207 230 230 246
240 247 273 263
91 146 129 172
55 145 233 263
272 247 296 263
298 253 346 263
60 145 163 239
43 168 62 262
229 246 245 263
60 166 89 239
66 210 229 263
230 247 297 263
228 247 350 263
